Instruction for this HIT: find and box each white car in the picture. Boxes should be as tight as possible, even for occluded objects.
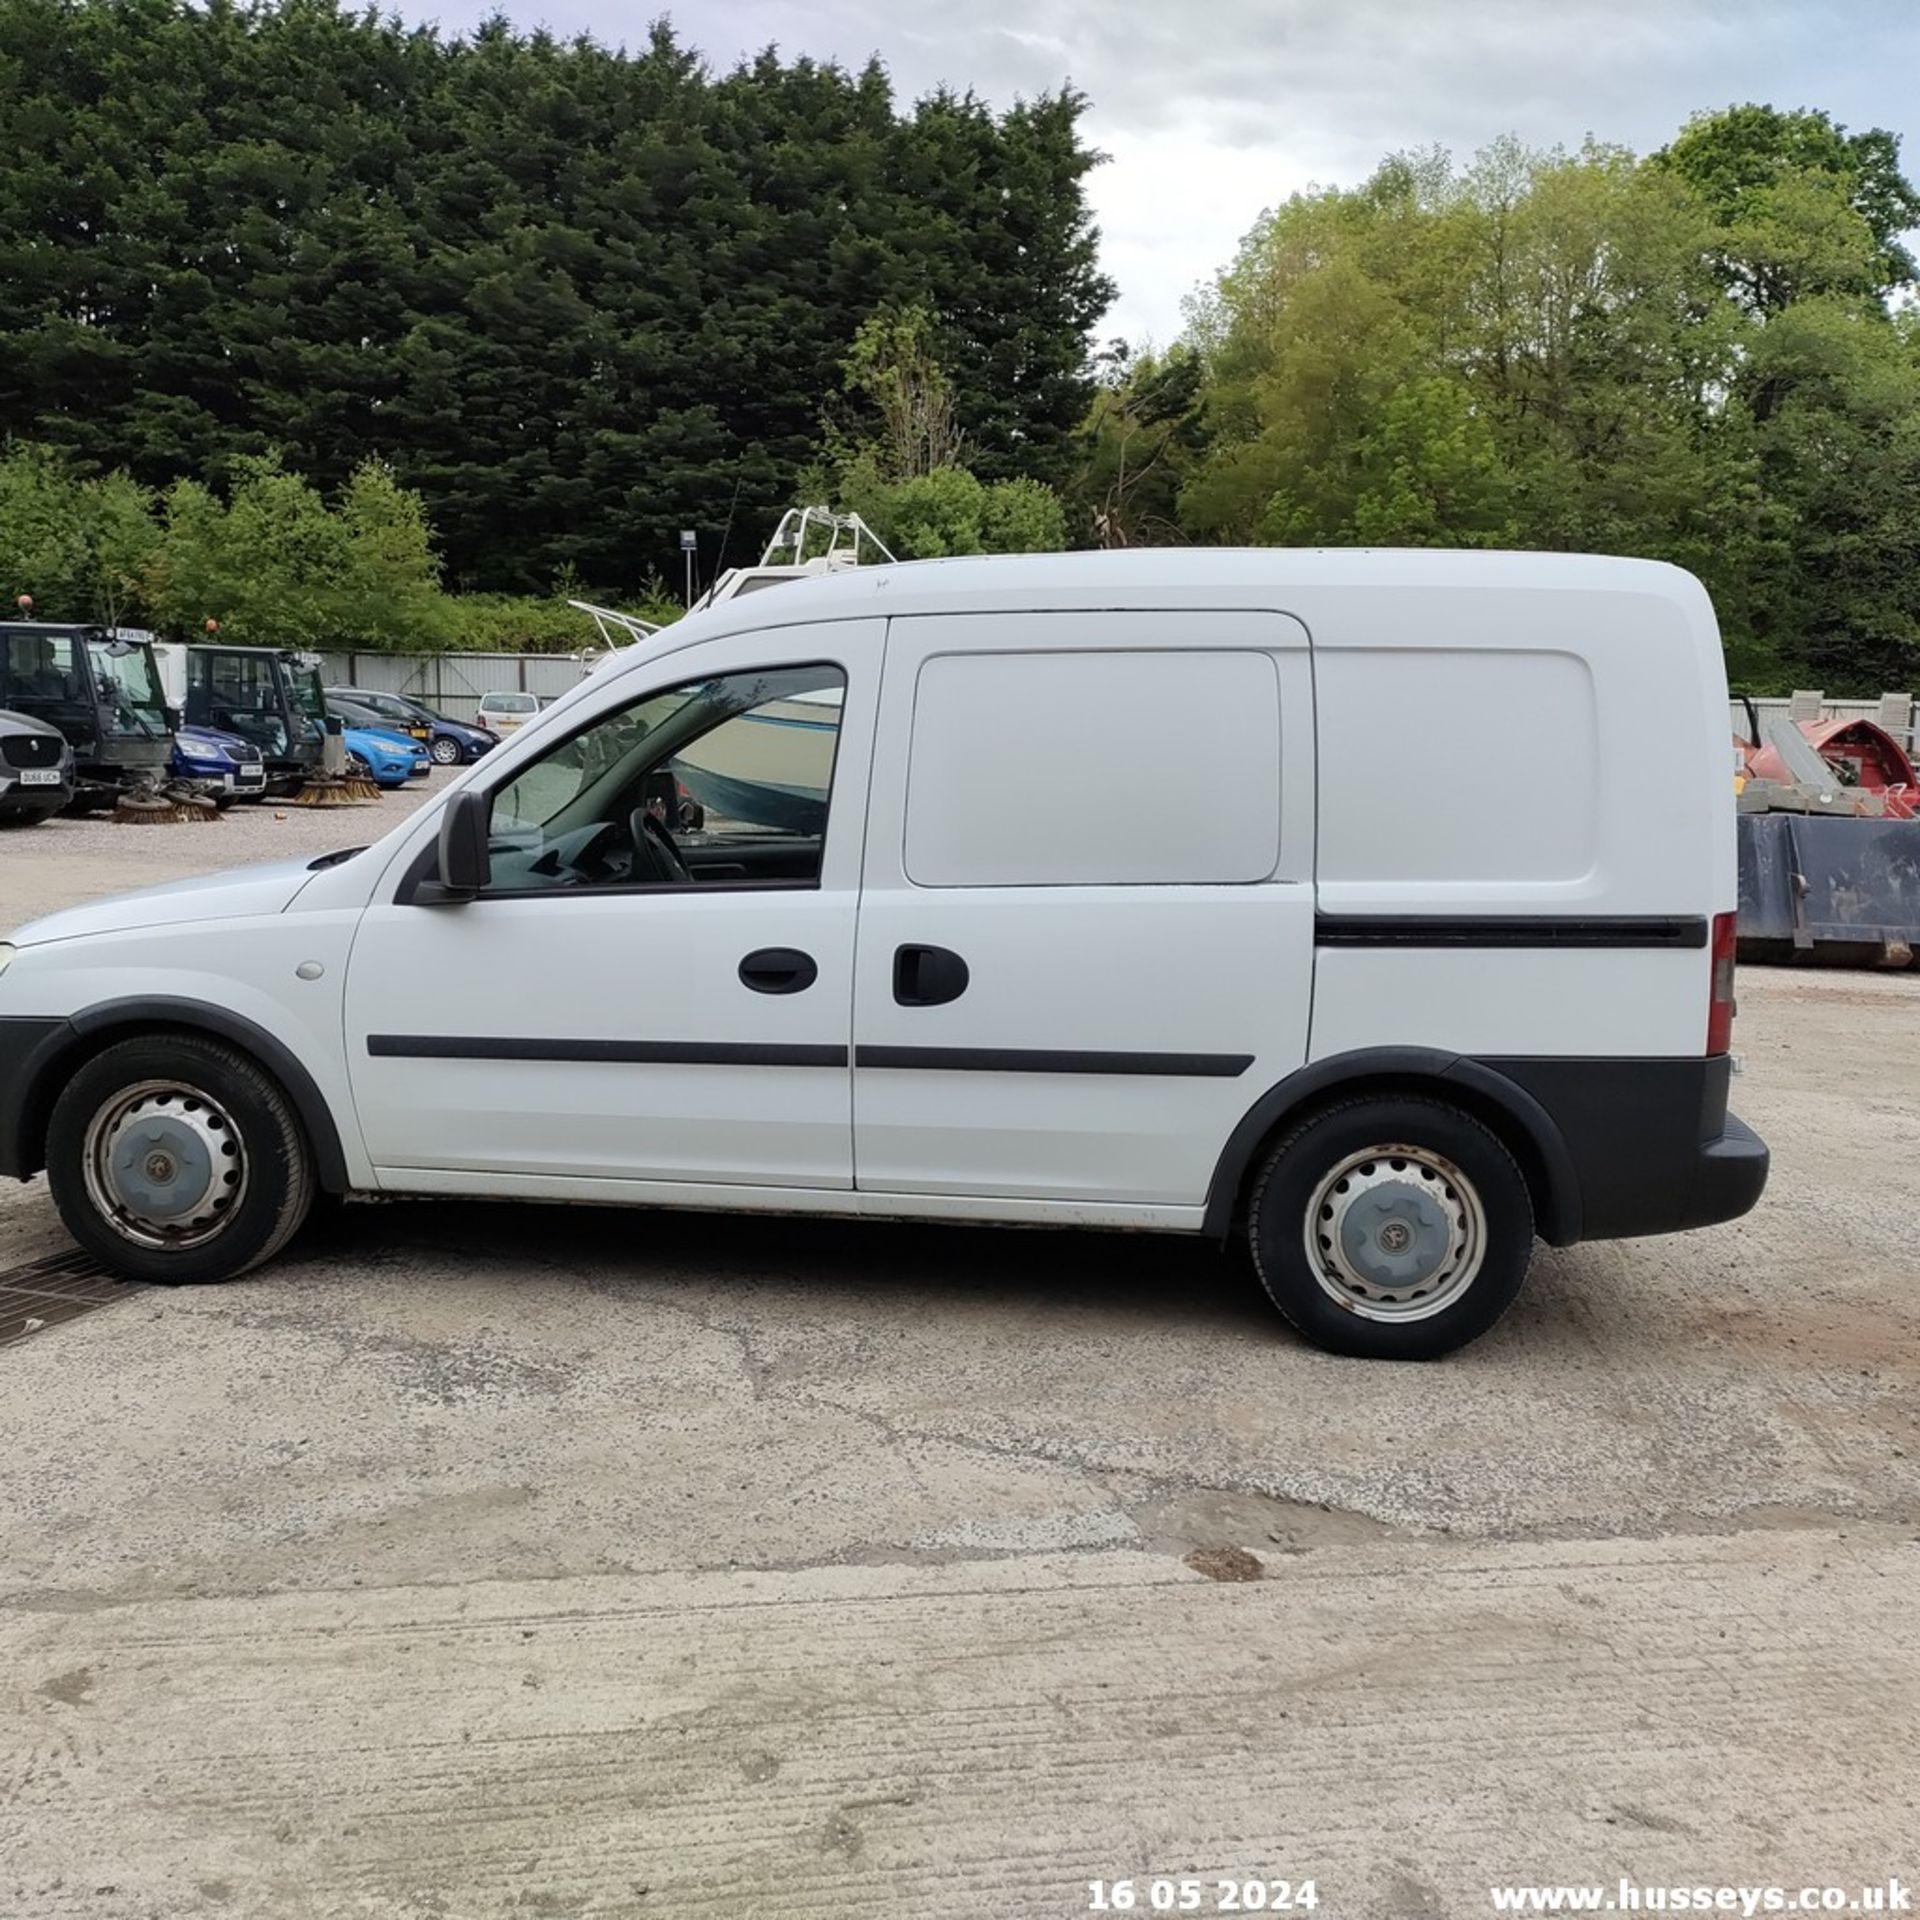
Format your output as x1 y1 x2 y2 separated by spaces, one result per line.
475 691 540 733
0 550 1768 1360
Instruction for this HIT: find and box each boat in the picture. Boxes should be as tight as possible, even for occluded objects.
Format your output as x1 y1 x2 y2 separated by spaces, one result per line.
572 508 890 833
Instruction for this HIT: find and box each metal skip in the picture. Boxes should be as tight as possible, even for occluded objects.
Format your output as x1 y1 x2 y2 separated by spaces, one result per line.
1737 812 1920 966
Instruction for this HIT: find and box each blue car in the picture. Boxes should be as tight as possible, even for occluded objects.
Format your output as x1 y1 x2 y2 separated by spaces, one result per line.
326 686 500 765
171 724 268 807
344 726 431 790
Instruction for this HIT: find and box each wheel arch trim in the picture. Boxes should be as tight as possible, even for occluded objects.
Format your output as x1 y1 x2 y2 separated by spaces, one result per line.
35 999 351 1193
1202 1045 1582 1245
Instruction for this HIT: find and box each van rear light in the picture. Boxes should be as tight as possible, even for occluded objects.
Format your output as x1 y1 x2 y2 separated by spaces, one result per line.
1707 911 1737 1055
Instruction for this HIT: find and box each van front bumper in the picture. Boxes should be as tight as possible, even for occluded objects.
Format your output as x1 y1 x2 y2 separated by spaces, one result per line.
0 1014 73 1180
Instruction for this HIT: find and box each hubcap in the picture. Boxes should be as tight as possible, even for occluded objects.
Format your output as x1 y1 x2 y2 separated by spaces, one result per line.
1303 1143 1486 1322
81 1080 248 1251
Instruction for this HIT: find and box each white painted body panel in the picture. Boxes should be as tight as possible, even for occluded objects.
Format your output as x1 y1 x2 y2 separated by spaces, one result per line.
373 1166 1204 1232
8 857 324 948
1308 949 1707 1060
852 611 1316 1204
339 621 882 1189
346 888 858 1187
0 908 378 1187
1 550 1740 1237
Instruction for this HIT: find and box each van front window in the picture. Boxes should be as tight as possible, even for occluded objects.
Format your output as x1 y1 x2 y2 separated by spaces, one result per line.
484 664 845 894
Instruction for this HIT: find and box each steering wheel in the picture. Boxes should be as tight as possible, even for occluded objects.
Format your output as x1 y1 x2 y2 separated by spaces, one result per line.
629 807 693 884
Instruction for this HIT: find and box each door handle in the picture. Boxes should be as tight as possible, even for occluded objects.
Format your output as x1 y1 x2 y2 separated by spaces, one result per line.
739 947 818 995
893 944 970 1007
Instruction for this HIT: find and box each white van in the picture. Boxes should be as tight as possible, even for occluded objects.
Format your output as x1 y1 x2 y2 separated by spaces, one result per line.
0 551 1767 1359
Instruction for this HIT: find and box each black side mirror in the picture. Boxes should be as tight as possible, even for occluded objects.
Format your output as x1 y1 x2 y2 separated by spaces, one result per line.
421 788 491 903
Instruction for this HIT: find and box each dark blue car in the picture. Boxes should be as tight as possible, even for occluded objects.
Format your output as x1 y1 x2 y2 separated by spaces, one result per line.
171 723 268 807
324 686 499 766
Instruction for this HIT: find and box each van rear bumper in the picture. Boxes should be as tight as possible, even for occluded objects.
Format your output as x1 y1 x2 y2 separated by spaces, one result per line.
1491 1054 1768 1243
1683 1111 1771 1232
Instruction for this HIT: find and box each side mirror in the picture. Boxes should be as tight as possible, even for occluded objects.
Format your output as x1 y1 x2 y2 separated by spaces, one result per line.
422 789 491 903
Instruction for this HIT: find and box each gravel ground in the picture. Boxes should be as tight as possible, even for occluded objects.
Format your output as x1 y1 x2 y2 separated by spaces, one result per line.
0 768 446 930
0 810 1916 1918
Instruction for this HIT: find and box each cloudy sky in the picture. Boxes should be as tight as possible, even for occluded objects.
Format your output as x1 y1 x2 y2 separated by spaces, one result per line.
405 0 1920 343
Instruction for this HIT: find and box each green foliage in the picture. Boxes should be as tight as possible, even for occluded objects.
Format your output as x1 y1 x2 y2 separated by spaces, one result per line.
839 458 1066 558
1178 120 1920 691
836 305 968 479
0 1 1112 594
0 443 158 626
1067 344 1207 547
1656 105 1920 311
450 587 682 654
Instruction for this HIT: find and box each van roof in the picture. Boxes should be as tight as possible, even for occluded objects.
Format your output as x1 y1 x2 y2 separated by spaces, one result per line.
671 546 1706 647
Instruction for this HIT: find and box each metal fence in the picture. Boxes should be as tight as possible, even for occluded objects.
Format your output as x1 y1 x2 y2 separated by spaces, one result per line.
1732 692 1917 752
318 650 591 723
321 649 1916 751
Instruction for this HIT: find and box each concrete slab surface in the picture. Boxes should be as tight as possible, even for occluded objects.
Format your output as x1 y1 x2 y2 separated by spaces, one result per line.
1 801 1917 1916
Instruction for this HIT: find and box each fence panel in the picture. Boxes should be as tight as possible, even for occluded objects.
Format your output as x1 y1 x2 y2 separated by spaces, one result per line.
320 651 593 722
320 649 1914 749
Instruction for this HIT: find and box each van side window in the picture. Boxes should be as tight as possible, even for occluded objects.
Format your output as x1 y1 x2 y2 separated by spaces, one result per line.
481 664 845 895
904 650 1281 887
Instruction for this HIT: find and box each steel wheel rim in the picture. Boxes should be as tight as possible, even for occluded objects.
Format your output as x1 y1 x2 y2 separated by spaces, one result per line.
1302 1141 1486 1323
80 1078 250 1251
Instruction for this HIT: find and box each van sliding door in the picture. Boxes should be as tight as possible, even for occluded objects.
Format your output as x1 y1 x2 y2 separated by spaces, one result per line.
851 610 1316 1215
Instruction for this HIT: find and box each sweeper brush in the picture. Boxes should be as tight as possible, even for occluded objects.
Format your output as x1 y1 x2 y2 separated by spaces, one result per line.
112 780 216 826
286 772 380 806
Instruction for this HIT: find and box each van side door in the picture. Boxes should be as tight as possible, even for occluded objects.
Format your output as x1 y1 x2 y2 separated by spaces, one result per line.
341 620 880 1196
852 609 1316 1215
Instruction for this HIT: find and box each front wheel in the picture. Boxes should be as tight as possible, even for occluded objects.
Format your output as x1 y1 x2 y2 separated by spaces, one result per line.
45 1035 316 1284
430 736 461 765
1246 1094 1533 1360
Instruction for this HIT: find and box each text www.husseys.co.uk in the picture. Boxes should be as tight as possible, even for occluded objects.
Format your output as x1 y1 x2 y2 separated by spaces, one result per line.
1489 1881 1910 1914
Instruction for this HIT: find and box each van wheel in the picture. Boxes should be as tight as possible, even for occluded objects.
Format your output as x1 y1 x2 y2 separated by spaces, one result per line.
1246 1095 1533 1360
45 1035 315 1286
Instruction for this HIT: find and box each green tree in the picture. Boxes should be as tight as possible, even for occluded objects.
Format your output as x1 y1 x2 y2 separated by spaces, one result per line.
338 459 448 648
0 1 1111 593
836 305 968 479
1656 105 1920 312
840 459 1066 558
0 443 158 626
1069 343 1207 547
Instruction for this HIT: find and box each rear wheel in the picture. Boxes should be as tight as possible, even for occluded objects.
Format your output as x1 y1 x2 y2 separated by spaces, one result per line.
1246 1094 1533 1360
45 1035 315 1284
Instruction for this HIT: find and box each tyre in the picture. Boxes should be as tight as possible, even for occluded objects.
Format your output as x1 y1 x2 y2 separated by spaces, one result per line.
45 1034 316 1285
1245 1094 1533 1360
430 736 461 765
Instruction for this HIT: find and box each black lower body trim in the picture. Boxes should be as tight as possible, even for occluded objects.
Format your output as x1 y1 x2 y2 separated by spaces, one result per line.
1315 914 1708 949
856 1046 1253 1077
0 1016 75 1180
366 1037 1253 1078
1487 1054 1767 1239
367 1035 847 1068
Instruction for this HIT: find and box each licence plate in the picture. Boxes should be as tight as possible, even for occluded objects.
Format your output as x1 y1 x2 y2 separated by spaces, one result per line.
19 768 60 786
